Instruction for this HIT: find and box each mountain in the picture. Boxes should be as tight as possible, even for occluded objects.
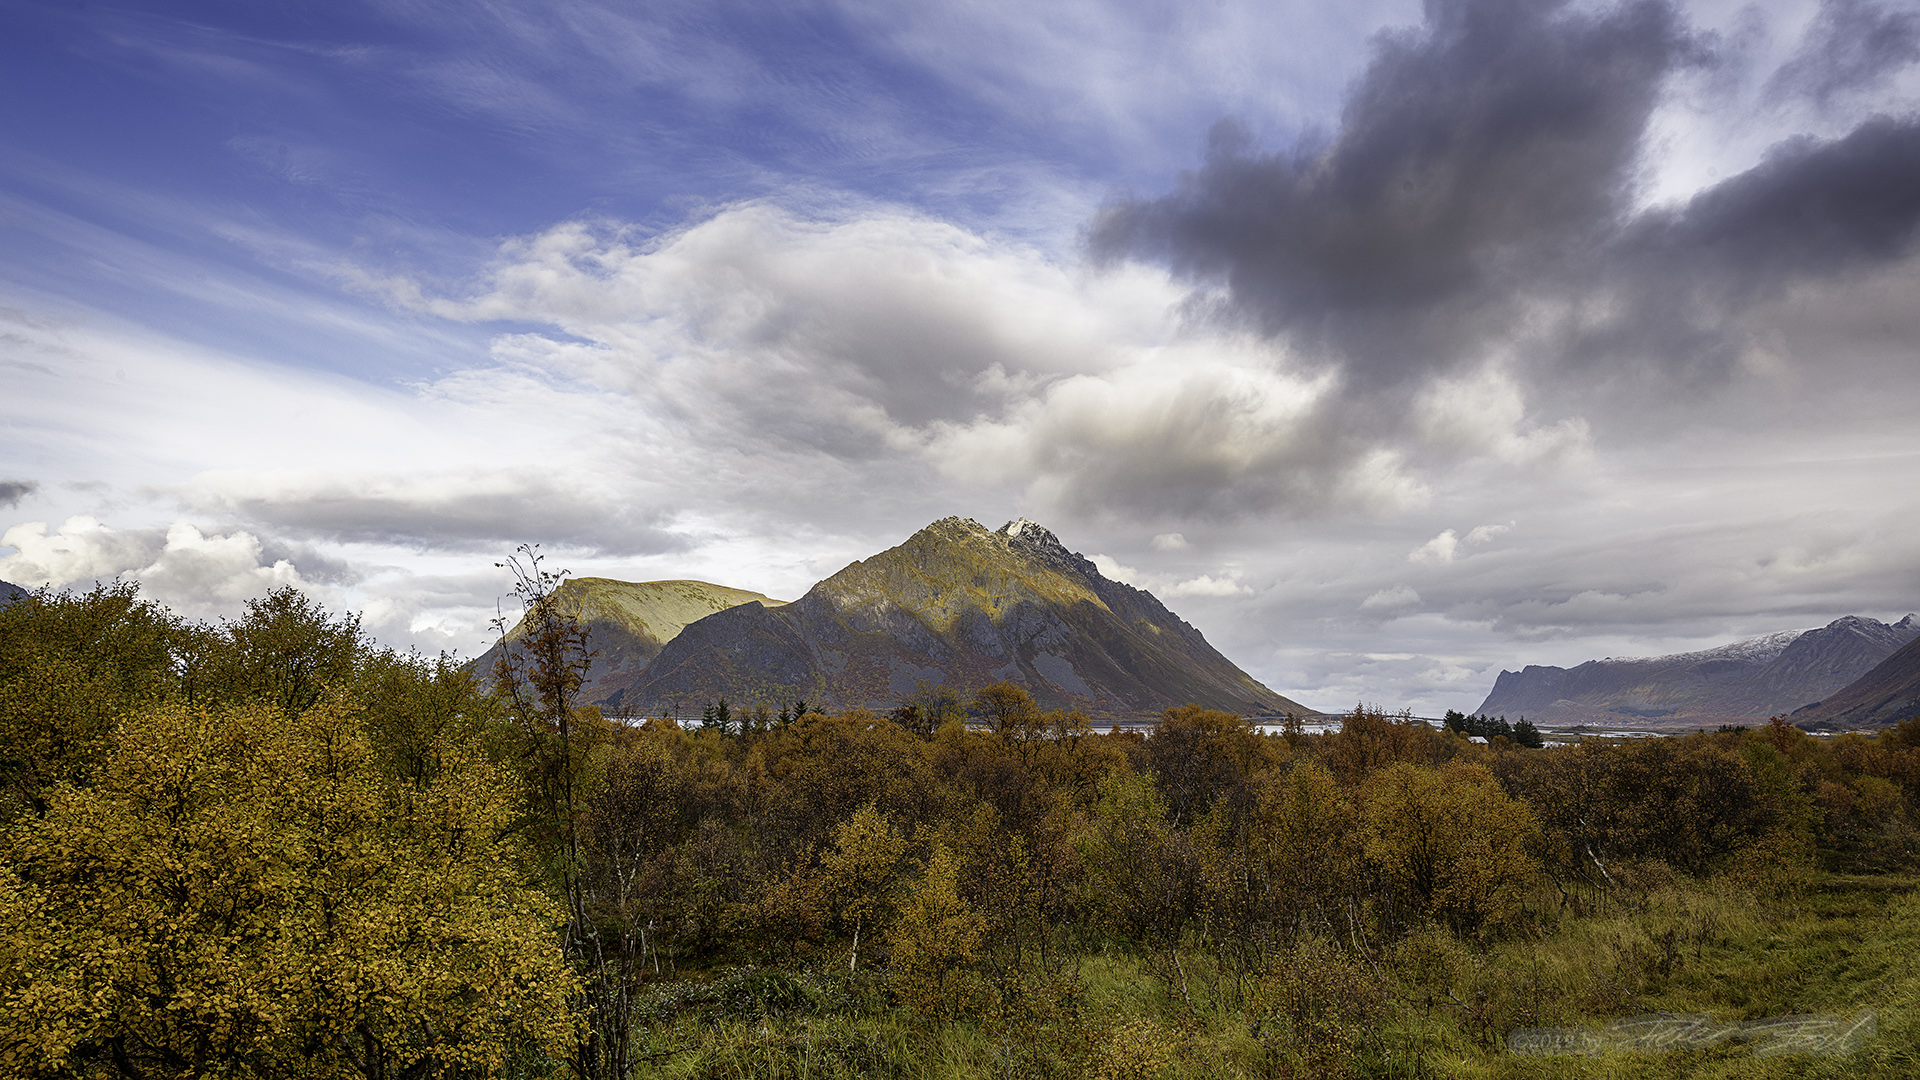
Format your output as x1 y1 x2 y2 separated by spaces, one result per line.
1792 634 1920 729
0 580 26 610
1477 615 1920 727
602 517 1309 722
480 578 788 704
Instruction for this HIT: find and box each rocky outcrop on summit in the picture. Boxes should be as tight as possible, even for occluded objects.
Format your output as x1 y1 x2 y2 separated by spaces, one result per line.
481 578 787 704
1477 614 1920 727
604 517 1307 721
1793 634 1920 728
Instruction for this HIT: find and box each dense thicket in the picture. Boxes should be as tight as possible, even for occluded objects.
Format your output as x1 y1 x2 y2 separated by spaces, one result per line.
3 580 1917 1078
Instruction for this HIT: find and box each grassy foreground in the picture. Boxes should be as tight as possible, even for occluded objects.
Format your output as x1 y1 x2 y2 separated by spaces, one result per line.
631 871 1920 1079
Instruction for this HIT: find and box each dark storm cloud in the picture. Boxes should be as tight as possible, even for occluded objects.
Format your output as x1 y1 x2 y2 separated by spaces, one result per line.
1091 0 1920 393
1092 0 1694 388
0 479 36 509
1587 115 1920 381
1767 0 1920 108
1628 116 1920 283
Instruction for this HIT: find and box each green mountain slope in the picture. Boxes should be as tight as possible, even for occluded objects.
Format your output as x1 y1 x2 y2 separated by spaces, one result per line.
604 517 1310 721
482 578 787 704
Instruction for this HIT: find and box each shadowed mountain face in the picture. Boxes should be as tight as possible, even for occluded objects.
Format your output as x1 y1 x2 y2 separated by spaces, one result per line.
1478 615 1920 727
0 581 27 610
603 517 1308 721
1793 634 1920 729
481 578 788 704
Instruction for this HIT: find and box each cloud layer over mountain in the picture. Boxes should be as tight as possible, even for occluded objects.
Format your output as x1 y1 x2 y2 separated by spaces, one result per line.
3 0 1917 714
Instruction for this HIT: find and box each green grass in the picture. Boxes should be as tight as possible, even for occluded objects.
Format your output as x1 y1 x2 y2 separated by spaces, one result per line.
1457 872 1920 1079
631 873 1920 1079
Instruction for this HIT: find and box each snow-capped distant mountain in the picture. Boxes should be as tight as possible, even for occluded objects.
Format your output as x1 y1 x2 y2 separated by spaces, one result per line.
1477 615 1920 726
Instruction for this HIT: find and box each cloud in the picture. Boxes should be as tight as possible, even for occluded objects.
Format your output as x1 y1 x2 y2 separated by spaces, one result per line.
1091 0 1695 383
6 0 1917 718
1465 522 1511 545
1766 0 1920 109
1165 573 1251 598
1361 584 1422 611
923 344 1428 518
1410 530 1459 564
1088 553 1139 585
0 516 311 617
0 517 161 588
400 201 1561 523
1410 521 1513 563
0 480 37 509
189 469 686 555
1090 0 1920 424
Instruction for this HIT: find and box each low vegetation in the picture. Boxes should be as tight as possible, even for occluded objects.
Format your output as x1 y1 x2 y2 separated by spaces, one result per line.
2 573 1918 1078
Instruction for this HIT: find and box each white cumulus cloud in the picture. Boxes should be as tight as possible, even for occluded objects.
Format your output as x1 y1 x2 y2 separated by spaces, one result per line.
1361 584 1422 611
1165 573 1251 598
1409 530 1459 564
0 516 311 617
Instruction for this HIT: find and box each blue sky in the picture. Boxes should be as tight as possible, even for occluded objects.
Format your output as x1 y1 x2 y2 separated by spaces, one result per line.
4 0 1920 714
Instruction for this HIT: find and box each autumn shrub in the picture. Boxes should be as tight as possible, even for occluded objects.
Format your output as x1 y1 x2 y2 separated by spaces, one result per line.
1188 758 1355 985
1325 705 1442 787
1145 705 1285 825
756 710 942 838
1359 761 1541 936
1074 771 1203 999
0 697 575 1080
820 802 916 970
889 844 986 1020
0 582 184 819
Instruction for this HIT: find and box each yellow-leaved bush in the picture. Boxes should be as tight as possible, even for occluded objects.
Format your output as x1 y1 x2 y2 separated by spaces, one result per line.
887 843 984 1019
818 801 914 970
1358 761 1541 935
0 697 577 1080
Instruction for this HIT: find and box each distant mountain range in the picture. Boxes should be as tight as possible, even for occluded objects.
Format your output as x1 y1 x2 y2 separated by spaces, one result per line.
1793 633 1920 729
1477 615 1920 728
0 580 28 610
497 517 1308 722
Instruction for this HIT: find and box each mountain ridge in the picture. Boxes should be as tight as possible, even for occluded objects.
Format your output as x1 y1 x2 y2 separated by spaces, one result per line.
1793 633 1920 728
600 517 1308 721
1478 614 1920 726
479 577 787 704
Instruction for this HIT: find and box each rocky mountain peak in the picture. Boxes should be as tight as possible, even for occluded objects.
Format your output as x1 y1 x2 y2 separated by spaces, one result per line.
996 517 1101 582
998 517 1053 542
605 516 1308 720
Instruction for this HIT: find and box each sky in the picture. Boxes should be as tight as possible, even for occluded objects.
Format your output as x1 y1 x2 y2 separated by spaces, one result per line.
3 0 1919 716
